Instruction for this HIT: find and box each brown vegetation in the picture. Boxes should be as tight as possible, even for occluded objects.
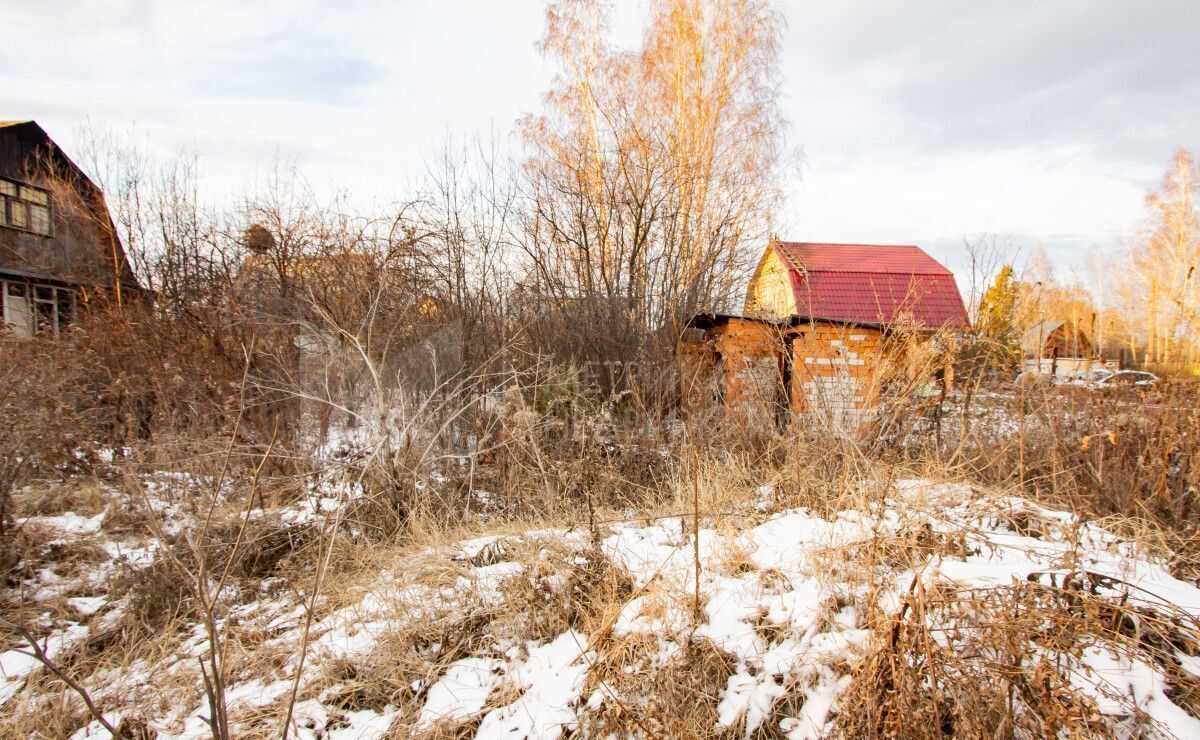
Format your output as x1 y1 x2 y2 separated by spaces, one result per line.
2 1 1199 738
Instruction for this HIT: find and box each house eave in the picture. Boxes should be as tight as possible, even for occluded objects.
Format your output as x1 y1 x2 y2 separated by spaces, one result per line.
0 266 76 285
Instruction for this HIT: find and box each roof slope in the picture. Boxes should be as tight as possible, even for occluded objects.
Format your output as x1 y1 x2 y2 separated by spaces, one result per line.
1021 320 1092 358
1022 321 1066 356
773 242 968 328
0 121 140 291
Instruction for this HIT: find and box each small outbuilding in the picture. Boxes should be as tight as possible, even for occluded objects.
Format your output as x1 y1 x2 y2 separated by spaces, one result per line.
1021 320 1106 378
1021 320 1092 361
681 241 968 427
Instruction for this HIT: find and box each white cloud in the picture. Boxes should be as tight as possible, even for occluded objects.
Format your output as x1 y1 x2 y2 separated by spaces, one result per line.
3 0 1196 276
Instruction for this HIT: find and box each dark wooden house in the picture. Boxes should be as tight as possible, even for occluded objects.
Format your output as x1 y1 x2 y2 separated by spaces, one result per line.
1022 320 1092 361
1 120 139 337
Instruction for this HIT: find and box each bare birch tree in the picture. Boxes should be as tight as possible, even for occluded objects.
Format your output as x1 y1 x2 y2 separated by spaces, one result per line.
1132 149 1200 369
515 0 786 361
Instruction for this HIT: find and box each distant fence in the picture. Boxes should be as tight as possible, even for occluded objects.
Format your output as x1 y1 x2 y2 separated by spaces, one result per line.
1022 357 1118 379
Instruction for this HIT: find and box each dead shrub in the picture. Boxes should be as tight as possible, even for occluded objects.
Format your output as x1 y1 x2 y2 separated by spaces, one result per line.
580 635 739 738
0 337 104 574
834 575 1200 738
201 516 318 582
911 381 1200 545
109 556 194 634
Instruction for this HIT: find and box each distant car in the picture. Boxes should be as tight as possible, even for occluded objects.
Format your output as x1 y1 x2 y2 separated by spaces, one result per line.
1072 368 1114 387
1095 370 1159 389
1080 369 1115 383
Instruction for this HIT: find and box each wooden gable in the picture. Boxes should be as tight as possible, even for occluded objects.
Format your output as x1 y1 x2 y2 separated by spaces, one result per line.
744 244 796 319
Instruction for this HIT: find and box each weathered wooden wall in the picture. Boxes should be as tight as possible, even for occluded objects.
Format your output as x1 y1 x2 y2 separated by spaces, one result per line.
743 247 796 319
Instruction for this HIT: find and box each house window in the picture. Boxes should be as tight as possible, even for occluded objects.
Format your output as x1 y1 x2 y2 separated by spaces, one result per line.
0 178 52 236
1 279 73 338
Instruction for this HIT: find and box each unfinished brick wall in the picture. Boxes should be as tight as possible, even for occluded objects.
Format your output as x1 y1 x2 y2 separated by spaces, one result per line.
679 318 888 429
790 324 883 428
712 319 787 423
679 318 788 421
678 333 721 408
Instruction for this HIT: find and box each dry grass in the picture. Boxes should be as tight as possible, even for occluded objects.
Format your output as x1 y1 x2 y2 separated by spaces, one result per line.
6 444 1200 739
835 576 1200 738
580 634 740 738
2 351 1199 739
14 479 111 519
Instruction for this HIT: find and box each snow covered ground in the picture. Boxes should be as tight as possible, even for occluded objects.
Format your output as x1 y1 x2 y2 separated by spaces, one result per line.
4 475 1200 738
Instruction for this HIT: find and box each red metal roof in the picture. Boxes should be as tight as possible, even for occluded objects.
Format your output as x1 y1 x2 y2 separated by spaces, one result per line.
774 242 968 328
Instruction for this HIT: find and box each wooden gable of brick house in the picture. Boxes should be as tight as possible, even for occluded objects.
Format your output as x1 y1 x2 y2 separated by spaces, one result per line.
681 241 968 426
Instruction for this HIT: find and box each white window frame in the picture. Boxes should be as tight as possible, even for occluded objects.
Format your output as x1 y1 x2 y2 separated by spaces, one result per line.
1 278 74 337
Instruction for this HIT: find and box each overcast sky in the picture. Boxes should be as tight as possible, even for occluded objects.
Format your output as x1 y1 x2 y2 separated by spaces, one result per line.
5 0 1199 282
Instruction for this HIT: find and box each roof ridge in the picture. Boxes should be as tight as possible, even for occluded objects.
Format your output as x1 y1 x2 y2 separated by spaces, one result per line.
773 242 951 276
776 240 920 248
795 270 954 276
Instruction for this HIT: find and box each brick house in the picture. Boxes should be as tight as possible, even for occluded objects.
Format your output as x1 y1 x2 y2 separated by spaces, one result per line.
1 120 139 337
681 241 968 426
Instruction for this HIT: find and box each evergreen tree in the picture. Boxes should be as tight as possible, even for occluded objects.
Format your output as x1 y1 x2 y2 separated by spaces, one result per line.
978 264 1021 370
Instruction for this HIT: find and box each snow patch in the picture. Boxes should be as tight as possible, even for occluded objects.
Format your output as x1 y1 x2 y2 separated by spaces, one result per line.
476 630 593 739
